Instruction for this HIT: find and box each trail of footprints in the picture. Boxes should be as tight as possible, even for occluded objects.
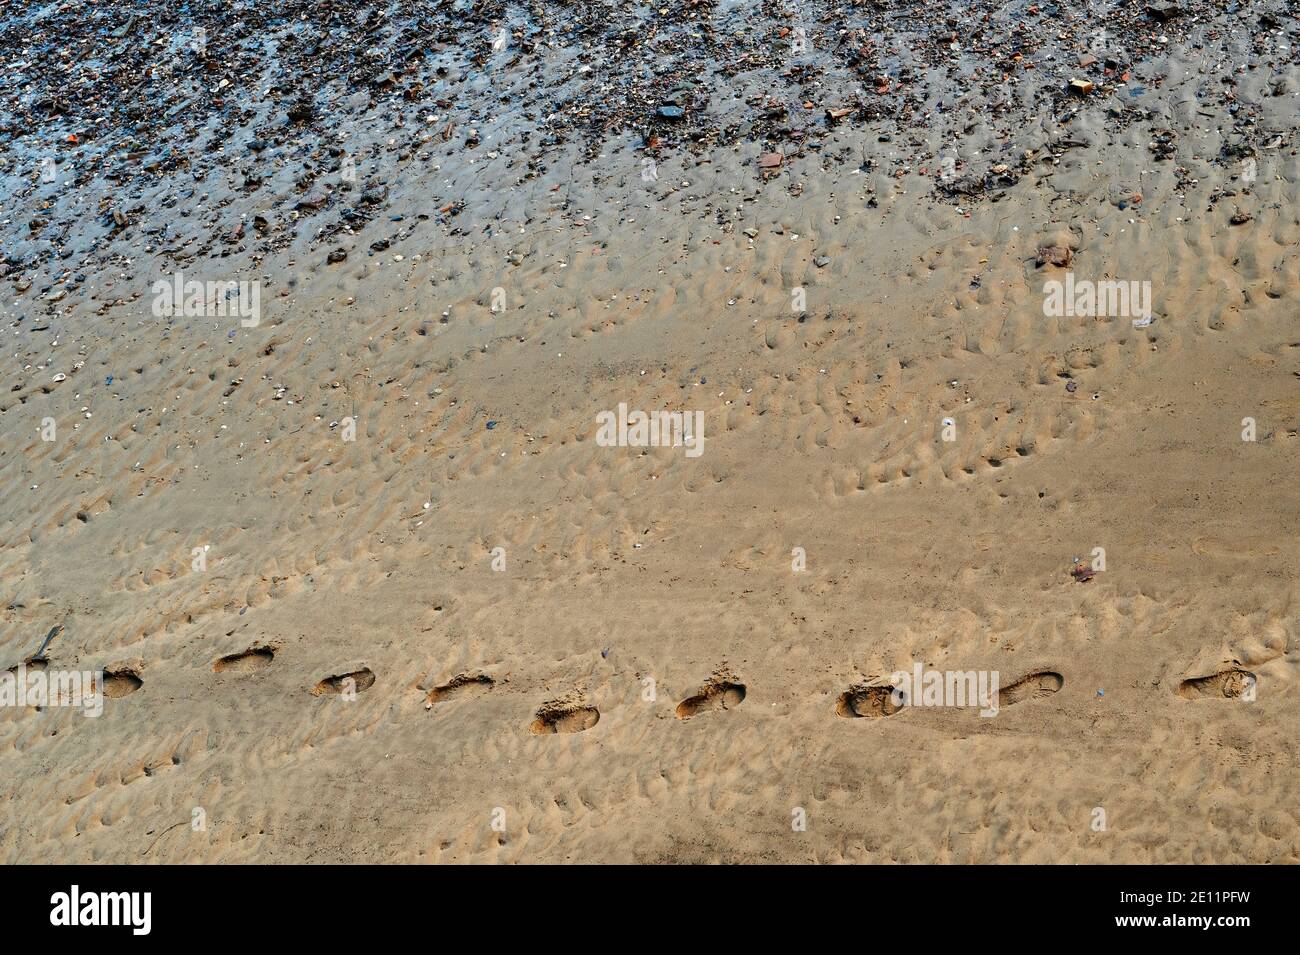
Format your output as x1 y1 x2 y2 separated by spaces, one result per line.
834 670 1068 718
6 644 1257 742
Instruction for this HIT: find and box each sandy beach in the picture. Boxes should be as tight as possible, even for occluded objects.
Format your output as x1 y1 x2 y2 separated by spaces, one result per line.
1 0 1297 863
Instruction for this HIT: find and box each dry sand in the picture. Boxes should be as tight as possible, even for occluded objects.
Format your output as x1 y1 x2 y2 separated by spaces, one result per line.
1 1 1298 863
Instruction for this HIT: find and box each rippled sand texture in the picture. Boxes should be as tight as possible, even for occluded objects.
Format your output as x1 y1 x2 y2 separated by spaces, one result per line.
1 3 1298 862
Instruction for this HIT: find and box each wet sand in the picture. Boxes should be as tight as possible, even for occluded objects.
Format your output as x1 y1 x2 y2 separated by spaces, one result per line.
1 1 1298 863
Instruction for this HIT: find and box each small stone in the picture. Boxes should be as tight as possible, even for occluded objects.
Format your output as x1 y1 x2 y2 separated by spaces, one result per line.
1146 2 1181 22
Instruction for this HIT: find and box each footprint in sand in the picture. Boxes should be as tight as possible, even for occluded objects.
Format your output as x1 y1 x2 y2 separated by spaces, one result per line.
1178 668 1256 700
426 673 494 707
835 684 904 718
675 678 746 720
101 667 143 698
998 671 1064 708
529 700 600 735
311 667 375 696
213 646 274 673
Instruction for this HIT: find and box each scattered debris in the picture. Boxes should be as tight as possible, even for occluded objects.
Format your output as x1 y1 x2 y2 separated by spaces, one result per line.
33 624 62 661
